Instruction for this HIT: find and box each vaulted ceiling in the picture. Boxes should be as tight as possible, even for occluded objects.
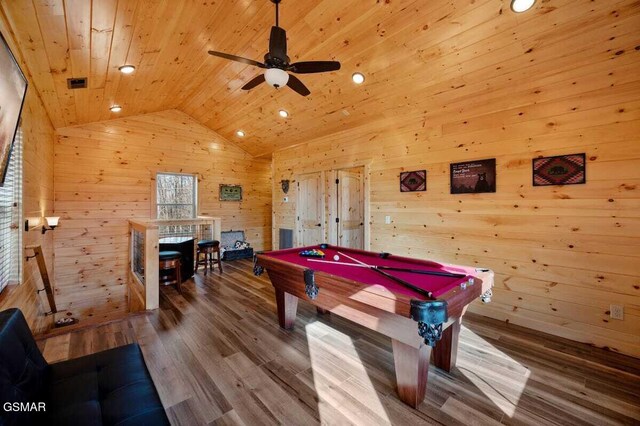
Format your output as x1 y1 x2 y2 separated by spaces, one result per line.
0 0 632 157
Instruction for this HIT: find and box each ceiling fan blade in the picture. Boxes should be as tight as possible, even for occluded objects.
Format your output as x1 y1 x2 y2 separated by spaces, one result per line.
208 51 265 68
287 74 311 96
288 61 341 74
269 26 287 61
241 74 266 90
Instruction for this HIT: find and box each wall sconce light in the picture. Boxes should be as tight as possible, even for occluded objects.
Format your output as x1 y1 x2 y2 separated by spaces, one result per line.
42 216 60 234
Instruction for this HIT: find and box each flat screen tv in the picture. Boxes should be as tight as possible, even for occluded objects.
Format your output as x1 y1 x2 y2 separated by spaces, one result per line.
0 31 28 187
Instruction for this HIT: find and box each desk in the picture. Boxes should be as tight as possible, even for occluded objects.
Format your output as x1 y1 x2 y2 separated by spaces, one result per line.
159 237 195 282
254 244 494 408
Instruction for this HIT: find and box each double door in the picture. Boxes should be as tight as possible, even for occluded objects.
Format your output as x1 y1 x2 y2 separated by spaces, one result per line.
296 168 365 249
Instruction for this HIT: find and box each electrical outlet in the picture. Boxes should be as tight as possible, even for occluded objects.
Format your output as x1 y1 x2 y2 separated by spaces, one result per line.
385 215 391 224
610 304 624 320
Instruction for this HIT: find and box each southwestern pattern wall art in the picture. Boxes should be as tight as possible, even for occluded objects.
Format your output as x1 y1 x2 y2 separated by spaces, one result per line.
450 159 496 194
532 153 586 186
0 32 28 186
400 170 426 192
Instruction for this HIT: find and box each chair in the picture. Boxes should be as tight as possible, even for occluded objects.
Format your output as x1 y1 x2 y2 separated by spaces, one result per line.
195 239 222 275
159 250 182 293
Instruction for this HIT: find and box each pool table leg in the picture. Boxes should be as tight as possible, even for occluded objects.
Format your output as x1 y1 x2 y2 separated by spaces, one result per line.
432 318 461 372
275 289 298 329
392 339 431 408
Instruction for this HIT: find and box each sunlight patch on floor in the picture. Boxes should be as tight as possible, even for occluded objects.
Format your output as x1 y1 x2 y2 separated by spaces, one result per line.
305 320 391 425
458 326 530 418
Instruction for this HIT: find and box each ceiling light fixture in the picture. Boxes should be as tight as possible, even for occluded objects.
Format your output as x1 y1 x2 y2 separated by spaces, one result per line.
110 105 122 113
118 65 136 74
352 72 365 84
278 109 289 118
236 130 245 137
510 0 536 13
264 68 289 89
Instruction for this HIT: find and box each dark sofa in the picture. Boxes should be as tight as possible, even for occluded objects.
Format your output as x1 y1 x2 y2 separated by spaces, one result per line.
0 308 169 426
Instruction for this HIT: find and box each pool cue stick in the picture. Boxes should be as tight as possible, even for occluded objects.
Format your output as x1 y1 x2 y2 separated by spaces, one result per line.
337 252 433 299
376 265 466 279
307 258 464 278
307 259 370 268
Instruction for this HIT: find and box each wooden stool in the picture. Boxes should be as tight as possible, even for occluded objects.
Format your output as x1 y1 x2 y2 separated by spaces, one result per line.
195 240 222 275
159 251 182 293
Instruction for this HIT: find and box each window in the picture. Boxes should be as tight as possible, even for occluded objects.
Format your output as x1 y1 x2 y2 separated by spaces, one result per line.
0 130 22 293
156 172 197 219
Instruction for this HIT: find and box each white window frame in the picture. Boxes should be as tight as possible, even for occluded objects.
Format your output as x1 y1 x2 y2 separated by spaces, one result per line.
155 172 198 220
0 129 23 293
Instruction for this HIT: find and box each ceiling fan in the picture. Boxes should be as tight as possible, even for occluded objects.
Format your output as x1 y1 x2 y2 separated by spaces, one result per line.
208 0 340 96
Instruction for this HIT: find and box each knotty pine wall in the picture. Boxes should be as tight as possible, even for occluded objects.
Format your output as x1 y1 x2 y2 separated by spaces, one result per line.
272 108 640 356
53 110 271 322
0 13 56 333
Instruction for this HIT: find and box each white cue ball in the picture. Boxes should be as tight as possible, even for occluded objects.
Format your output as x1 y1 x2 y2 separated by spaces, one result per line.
333 255 340 261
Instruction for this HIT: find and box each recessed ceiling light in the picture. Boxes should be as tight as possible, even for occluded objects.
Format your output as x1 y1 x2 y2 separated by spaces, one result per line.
236 130 245 137
278 109 289 118
510 0 535 13
118 65 136 74
352 72 365 84
110 105 122 113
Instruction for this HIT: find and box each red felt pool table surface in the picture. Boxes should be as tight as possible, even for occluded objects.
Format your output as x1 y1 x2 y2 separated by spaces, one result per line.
260 245 476 298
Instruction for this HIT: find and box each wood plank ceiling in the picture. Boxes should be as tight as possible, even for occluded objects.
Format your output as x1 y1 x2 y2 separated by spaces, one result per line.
1 0 633 157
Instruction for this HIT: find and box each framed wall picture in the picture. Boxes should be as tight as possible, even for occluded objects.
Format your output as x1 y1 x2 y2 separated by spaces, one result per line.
0 31 28 187
219 184 242 201
532 153 586 186
450 158 496 194
400 170 426 192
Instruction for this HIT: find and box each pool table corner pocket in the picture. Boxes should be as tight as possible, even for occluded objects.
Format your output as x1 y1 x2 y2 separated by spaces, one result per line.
481 288 493 303
253 251 265 276
410 299 448 347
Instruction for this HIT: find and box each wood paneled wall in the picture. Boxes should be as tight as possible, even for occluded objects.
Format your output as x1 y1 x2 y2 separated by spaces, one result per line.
54 110 271 322
0 12 56 333
272 72 640 357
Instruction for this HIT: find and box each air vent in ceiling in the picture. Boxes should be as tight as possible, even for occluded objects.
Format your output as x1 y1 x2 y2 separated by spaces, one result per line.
67 77 87 89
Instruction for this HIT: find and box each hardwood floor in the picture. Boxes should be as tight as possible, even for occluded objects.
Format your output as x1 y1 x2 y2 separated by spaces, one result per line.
37 259 640 425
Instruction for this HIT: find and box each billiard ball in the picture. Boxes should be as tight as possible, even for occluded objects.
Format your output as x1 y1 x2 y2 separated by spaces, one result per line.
333 255 340 261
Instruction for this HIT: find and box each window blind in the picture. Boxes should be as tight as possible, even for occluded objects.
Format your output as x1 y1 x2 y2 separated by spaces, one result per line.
0 130 22 293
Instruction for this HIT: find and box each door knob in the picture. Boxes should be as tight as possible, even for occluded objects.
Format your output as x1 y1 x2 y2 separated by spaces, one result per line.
316 223 321 227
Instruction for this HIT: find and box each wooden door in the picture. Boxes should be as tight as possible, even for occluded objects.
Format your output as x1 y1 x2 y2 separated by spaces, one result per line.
337 168 364 249
296 172 324 246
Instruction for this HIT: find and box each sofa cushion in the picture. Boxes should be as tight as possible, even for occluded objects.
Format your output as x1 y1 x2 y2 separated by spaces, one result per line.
0 309 49 426
45 343 169 426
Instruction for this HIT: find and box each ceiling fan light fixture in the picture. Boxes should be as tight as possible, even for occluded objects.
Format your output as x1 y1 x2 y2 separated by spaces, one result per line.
109 105 122 112
265 68 289 89
278 109 289 118
510 0 535 13
352 72 365 84
236 130 245 137
118 65 136 74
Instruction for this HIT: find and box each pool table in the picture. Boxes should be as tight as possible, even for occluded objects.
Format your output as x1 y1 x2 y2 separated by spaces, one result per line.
254 244 494 408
